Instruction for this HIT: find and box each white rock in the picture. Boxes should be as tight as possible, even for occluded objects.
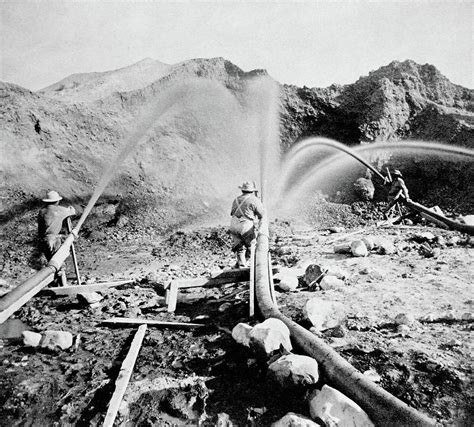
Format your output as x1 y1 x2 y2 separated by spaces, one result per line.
268 354 319 388
394 313 416 326
231 323 253 347
376 238 396 255
461 312 474 321
363 368 382 383
397 325 411 337
22 331 42 347
351 240 368 257
329 227 345 233
459 215 474 226
303 298 346 332
276 275 299 292
333 243 351 254
77 292 103 305
324 265 349 280
308 385 374 427
40 330 73 350
361 237 375 251
320 276 345 291
248 318 292 356
272 412 320 427
216 412 233 427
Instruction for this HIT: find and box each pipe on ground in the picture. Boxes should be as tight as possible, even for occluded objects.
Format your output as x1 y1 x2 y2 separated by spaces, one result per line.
0 234 76 323
254 220 435 426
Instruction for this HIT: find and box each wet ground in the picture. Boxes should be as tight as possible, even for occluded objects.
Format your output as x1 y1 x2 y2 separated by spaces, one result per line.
0 205 473 426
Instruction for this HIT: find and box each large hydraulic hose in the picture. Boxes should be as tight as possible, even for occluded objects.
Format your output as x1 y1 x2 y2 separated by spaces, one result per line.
0 234 76 324
254 219 435 426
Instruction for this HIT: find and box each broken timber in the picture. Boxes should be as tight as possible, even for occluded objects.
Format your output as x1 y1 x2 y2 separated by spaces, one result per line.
103 324 147 427
43 279 134 296
102 317 206 328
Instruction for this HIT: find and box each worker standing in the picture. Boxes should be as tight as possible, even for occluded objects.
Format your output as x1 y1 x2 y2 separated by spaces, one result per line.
229 181 265 268
38 190 76 285
384 170 411 219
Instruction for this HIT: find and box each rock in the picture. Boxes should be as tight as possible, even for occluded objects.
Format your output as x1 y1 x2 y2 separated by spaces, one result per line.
353 177 375 201
435 236 446 247
304 264 324 286
397 325 411 337
277 246 293 256
363 368 382 383
22 331 42 347
272 412 320 427
303 298 346 331
431 248 441 258
218 302 232 312
248 318 292 356
319 276 345 290
461 312 474 321
324 266 349 280
77 292 103 305
268 354 319 388
116 215 129 227
40 331 73 350
308 385 374 427
217 412 233 427
232 323 253 347
361 236 375 251
458 214 474 226
351 240 368 257
394 313 416 326
329 227 345 233
445 339 461 346
334 243 351 254
447 236 460 246
413 231 436 242
275 275 299 292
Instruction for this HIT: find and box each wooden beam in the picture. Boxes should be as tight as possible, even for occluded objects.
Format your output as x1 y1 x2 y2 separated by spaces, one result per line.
249 244 256 317
102 317 206 328
103 325 147 427
43 280 133 296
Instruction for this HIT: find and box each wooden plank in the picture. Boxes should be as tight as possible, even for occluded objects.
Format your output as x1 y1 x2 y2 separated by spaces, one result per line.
268 252 278 308
249 244 256 317
66 217 82 286
43 280 133 295
103 324 147 427
102 318 206 328
167 282 179 312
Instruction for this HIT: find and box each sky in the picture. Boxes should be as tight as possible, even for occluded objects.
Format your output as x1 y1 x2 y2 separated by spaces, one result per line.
1 0 472 91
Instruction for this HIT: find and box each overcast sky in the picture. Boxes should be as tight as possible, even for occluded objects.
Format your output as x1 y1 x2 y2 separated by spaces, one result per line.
1 1 472 90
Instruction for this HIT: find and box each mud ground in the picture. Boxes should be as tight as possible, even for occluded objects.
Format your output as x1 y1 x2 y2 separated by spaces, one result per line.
0 200 473 426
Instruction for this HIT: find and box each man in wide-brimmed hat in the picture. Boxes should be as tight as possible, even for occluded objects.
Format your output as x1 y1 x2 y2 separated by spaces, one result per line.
38 191 76 285
229 181 265 268
384 170 411 219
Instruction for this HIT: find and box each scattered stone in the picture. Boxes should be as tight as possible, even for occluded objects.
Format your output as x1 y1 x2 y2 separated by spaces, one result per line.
218 303 232 312
413 231 436 242
303 298 346 331
232 323 252 347
435 236 446 247
363 368 382 383
308 385 374 427
394 313 416 326
268 354 319 388
248 318 292 356
276 246 293 256
77 292 103 305
431 248 441 258
458 215 474 226
461 312 473 321
22 331 42 347
376 239 396 255
351 240 368 257
447 236 460 246
334 243 351 254
324 325 346 338
329 227 345 233
361 236 375 251
397 325 411 337
216 412 233 427
445 339 461 347
40 331 73 350
304 264 324 286
319 275 345 291
275 272 299 292
272 412 320 427
324 266 349 280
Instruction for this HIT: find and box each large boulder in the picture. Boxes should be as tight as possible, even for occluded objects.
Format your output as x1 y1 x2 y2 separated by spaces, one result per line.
272 412 320 427
274 270 299 292
248 318 292 356
308 385 374 427
268 354 319 388
303 298 346 331
40 330 73 351
351 240 368 257
304 264 324 286
319 276 345 291
22 331 42 347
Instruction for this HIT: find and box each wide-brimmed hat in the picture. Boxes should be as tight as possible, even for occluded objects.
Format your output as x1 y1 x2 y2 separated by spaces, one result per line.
393 170 403 177
239 181 257 192
42 190 62 203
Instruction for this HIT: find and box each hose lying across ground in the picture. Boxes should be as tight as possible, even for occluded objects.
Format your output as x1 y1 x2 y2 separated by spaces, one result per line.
254 219 436 426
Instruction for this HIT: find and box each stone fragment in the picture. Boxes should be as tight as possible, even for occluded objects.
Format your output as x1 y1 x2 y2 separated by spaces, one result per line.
275 275 299 292
77 292 103 305
22 331 42 347
461 312 474 321
459 215 474 226
363 368 381 383
413 231 436 242
216 412 233 427
40 330 73 350
304 264 324 286
232 323 253 347
435 236 446 247
351 240 368 257
447 236 460 246
361 236 375 251
324 266 349 280
319 276 345 291
334 243 351 254
329 227 345 233
303 298 346 332
376 239 396 255
218 303 232 312
397 325 410 337
308 385 374 427
268 354 319 388
394 313 416 326
271 412 320 427
248 318 292 356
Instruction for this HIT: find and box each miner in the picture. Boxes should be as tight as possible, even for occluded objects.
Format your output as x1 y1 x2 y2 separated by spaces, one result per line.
38 190 76 285
384 170 411 219
229 181 265 268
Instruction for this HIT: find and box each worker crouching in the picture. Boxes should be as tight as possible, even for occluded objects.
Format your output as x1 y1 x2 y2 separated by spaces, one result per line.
229 181 265 268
